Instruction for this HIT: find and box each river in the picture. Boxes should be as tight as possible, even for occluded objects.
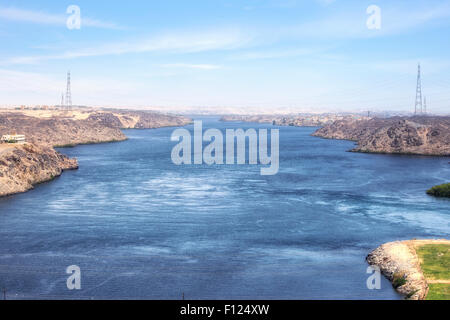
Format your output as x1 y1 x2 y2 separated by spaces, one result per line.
0 117 448 299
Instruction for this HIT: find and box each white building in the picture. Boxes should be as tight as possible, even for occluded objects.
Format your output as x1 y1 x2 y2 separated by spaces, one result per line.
1 134 26 144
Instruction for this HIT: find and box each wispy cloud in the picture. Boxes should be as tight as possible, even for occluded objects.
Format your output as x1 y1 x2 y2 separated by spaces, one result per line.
315 0 336 7
278 2 450 39
231 47 321 60
2 28 252 65
0 68 141 105
369 59 450 75
3 2 450 66
243 0 335 10
0 69 60 93
0 6 123 29
160 63 222 70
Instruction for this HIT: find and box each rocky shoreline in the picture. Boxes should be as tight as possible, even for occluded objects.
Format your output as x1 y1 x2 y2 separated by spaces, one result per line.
0 110 191 197
367 240 428 300
221 113 368 127
367 239 450 300
0 144 78 197
313 116 450 156
0 110 191 147
222 114 450 156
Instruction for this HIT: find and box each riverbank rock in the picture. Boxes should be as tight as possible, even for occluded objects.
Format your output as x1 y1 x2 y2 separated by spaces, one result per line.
221 114 368 127
0 110 192 148
367 241 429 300
0 143 78 197
0 113 127 147
86 110 192 129
0 109 192 198
313 116 450 156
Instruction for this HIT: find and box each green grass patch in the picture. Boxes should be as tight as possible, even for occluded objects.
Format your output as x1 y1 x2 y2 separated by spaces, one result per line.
426 284 450 300
427 183 450 198
416 244 450 280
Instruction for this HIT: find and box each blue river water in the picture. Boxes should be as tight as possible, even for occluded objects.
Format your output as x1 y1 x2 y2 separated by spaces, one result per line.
0 117 448 300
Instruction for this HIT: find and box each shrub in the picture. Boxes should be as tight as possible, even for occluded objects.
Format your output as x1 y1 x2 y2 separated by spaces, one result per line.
426 183 450 198
392 273 407 289
406 290 419 299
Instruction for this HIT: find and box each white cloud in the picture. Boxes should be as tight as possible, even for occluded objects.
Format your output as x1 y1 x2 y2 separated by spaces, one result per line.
160 63 222 70
0 69 60 93
0 68 141 105
231 47 320 60
315 0 336 7
0 6 123 29
277 2 450 39
3 2 450 66
2 28 252 65
369 59 450 75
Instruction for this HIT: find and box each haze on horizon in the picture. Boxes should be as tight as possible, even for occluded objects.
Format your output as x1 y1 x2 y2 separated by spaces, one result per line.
0 0 450 114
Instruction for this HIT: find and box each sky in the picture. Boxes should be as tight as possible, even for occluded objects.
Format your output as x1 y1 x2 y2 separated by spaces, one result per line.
0 0 450 114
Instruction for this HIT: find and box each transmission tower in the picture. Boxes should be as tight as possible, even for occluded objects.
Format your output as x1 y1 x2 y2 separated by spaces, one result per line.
424 96 427 115
60 93 64 108
65 71 72 110
414 63 422 115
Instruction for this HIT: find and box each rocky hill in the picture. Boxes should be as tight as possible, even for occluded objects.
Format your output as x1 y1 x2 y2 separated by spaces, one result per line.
0 113 127 147
87 110 192 129
0 110 191 197
313 116 450 156
0 144 78 197
0 110 192 148
221 114 368 127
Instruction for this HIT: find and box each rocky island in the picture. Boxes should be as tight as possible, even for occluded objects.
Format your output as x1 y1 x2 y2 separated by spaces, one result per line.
0 109 191 197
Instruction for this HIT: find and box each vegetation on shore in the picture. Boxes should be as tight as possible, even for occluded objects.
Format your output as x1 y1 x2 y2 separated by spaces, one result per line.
426 284 450 300
367 240 450 300
426 183 450 198
417 244 450 280
392 273 407 289
54 138 127 148
416 244 450 300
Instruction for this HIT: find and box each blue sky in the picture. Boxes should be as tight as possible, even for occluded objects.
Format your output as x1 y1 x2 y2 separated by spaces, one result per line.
0 0 450 114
